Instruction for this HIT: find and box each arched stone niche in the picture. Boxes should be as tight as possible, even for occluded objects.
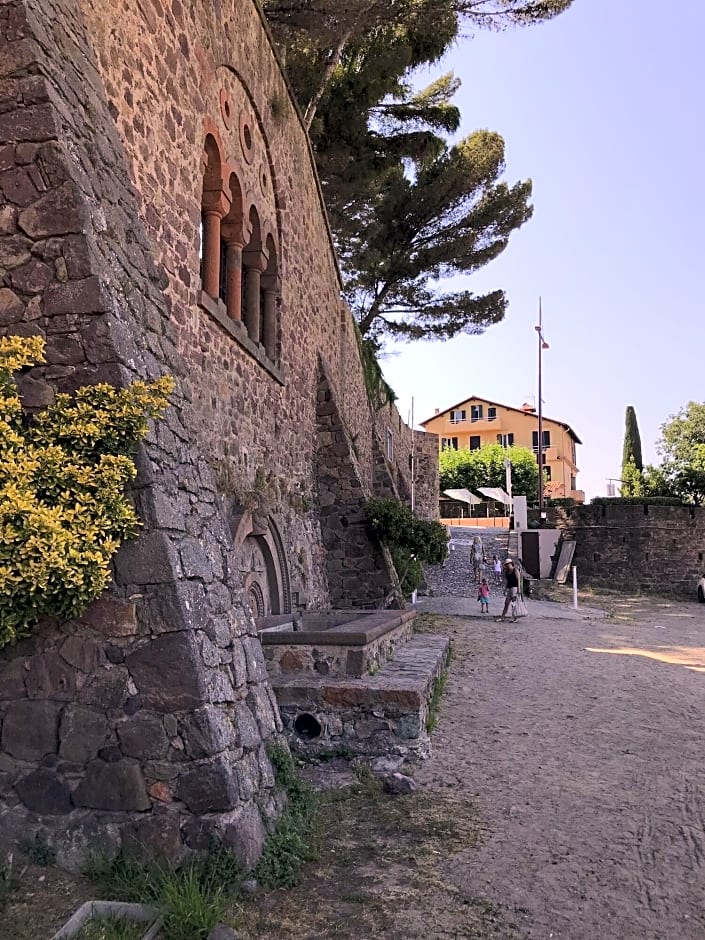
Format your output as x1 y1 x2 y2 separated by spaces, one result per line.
231 510 292 618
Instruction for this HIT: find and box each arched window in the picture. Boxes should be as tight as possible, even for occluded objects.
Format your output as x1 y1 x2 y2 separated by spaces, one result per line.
220 170 247 321
242 206 267 347
197 128 282 380
200 134 230 300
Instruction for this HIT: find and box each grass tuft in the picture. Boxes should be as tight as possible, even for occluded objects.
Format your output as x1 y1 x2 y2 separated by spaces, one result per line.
74 917 144 940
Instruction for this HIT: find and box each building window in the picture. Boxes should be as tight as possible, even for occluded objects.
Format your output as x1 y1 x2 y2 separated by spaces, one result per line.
544 466 552 482
571 475 577 490
469 436 481 450
497 433 514 448
386 428 394 461
471 404 483 422
532 430 551 451
441 437 458 450
450 409 466 424
487 407 497 421
199 129 283 381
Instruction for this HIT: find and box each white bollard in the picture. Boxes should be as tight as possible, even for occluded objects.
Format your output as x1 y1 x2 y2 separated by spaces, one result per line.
572 565 578 609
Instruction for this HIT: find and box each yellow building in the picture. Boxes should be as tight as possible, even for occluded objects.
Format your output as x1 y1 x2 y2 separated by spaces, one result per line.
421 396 584 503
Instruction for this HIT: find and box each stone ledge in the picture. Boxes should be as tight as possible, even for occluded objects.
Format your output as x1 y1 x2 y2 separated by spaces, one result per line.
197 289 284 385
272 633 450 758
259 609 416 647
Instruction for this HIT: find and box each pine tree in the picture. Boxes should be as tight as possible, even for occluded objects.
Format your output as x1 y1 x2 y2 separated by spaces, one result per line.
622 406 643 475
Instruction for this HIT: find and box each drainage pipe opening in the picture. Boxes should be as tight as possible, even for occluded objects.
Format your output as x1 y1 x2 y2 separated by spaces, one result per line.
294 712 322 741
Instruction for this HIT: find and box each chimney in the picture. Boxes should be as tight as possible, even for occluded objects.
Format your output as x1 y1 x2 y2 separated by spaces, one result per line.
521 403 536 413
434 408 439 414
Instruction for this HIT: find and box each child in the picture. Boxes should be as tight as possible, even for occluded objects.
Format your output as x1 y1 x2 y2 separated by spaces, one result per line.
478 577 490 615
492 554 502 585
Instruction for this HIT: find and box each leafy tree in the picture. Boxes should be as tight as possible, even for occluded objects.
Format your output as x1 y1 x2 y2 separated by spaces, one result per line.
622 405 643 474
657 402 705 504
348 130 533 341
439 443 538 497
641 464 679 499
620 458 643 498
263 0 574 343
263 0 575 127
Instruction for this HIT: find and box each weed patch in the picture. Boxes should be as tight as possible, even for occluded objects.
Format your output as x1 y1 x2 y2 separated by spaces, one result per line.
253 744 317 888
18 835 56 867
427 644 453 732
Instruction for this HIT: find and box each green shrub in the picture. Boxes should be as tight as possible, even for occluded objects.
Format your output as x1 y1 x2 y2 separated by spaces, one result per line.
546 497 577 509
0 336 173 647
590 497 685 507
365 497 448 592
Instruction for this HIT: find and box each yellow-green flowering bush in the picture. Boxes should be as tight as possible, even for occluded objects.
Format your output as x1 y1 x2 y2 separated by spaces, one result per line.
0 335 174 648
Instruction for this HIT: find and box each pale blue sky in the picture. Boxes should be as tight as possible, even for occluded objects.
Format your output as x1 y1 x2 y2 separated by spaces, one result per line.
381 0 705 499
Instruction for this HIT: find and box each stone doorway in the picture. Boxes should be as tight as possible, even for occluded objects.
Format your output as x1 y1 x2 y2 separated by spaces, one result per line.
231 510 291 618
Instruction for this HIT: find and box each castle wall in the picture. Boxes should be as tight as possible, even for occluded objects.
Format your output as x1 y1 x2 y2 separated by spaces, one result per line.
0 0 437 865
548 504 705 598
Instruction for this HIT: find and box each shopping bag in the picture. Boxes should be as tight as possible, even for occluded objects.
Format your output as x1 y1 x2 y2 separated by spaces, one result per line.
513 595 528 618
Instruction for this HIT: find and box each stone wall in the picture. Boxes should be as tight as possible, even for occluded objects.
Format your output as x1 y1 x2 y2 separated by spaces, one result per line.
552 504 705 597
0 0 437 866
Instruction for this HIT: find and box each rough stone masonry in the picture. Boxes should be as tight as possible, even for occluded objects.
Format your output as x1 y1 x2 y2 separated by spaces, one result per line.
0 0 438 868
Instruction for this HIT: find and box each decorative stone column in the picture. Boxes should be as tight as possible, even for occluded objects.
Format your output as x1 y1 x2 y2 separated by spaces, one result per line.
261 274 279 360
243 248 267 344
225 241 243 321
201 210 222 298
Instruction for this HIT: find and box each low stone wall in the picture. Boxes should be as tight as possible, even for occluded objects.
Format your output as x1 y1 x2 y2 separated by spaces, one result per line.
271 634 450 759
552 504 705 597
261 616 414 679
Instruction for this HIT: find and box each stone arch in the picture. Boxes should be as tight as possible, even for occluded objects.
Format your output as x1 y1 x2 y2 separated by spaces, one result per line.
216 64 284 275
220 168 251 321
200 131 231 300
261 231 280 361
231 511 291 618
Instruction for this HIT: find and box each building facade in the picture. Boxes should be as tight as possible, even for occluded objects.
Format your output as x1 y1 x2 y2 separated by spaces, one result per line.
0 0 438 867
422 396 584 502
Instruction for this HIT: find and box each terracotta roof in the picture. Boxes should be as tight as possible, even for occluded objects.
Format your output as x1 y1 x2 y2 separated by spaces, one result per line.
420 394 582 445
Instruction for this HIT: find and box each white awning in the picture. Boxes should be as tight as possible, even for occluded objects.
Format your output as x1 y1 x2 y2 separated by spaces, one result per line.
442 488 483 506
477 486 511 505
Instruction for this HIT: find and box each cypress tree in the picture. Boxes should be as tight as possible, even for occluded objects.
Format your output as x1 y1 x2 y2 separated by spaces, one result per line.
622 406 643 474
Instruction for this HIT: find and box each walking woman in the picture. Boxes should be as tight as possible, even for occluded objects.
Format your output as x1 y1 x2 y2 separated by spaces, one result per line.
471 535 486 584
497 558 520 622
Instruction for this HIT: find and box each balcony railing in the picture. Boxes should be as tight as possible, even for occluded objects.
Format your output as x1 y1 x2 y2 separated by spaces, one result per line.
449 414 498 425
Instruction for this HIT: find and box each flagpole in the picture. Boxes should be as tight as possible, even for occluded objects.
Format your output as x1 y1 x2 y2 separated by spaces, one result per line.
535 298 549 518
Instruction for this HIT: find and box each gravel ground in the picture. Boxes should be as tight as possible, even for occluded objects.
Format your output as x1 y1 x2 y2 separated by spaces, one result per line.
413 595 705 939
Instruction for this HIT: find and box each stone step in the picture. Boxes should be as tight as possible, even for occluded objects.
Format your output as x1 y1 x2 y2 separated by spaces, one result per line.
271 633 450 759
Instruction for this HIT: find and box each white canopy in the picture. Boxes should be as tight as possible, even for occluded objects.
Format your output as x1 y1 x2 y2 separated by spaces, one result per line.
442 488 483 506
477 486 511 505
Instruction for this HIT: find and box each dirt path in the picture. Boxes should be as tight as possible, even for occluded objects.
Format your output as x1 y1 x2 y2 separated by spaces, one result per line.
7 595 705 939
414 598 705 939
